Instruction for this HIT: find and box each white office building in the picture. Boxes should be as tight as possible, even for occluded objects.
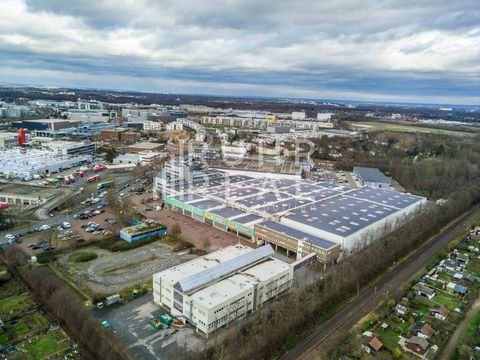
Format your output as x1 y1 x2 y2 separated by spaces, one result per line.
153 244 293 335
166 122 184 131
143 121 164 131
43 141 96 156
292 112 306 120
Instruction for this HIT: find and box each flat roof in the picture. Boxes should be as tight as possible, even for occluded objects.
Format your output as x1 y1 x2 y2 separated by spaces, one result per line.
354 167 390 184
17 119 73 123
127 142 162 149
259 220 338 250
210 206 245 218
189 198 223 210
120 220 166 236
155 245 254 287
345 187 424 209
166 173 426 242
236 191 292 208
172 194 202 202
190 273 255 309
0 182 61 197
0 132 18 138
177 245 274 293
190 257 290 309
232 213 263 224
284 196 398 237
257 198 313 215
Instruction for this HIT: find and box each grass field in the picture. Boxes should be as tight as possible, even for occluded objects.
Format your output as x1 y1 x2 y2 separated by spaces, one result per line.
0 293 34 319
460 310 480 343
349 121 477 137
22 332 69 360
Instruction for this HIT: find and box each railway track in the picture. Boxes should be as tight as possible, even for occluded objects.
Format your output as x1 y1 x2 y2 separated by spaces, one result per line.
280 204 480 360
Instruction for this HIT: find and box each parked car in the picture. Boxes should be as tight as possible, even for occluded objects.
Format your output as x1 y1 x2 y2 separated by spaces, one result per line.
62 222 71 228
39 224 52 231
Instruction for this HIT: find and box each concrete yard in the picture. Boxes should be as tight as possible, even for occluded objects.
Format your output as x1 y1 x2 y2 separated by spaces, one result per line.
139 207 255 250
94 295 206 360
57 242 198 295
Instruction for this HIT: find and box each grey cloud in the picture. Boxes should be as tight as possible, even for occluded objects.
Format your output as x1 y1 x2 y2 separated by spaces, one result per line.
1 0 479 103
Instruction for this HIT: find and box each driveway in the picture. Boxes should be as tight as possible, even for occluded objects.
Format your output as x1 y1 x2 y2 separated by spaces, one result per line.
93 294 205 360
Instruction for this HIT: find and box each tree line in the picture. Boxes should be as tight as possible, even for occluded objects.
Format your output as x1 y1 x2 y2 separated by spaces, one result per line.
2 251 132 360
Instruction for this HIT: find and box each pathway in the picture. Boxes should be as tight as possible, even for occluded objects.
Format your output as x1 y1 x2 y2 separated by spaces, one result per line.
439 295 480 359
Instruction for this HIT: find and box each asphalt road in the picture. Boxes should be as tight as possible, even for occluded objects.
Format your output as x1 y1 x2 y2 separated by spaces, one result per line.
281 204 480 360
0 172 139 245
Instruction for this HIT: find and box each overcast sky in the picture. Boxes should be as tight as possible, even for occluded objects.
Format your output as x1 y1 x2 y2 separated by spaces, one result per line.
1 0 479 104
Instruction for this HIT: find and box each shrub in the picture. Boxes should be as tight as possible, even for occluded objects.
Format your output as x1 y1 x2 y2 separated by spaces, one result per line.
97 236 161 252
36 252 57 264
69 252 98 263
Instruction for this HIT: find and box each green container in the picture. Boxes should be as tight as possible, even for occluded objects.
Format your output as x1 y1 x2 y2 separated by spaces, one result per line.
159 314 173 325
148 318 164 330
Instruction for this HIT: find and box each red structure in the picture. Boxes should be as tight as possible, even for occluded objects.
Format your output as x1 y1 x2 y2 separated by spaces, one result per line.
86 175 101 183
17 128 26 146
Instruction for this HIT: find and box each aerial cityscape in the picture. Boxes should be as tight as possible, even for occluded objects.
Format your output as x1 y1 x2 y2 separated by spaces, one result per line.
0 1 479 360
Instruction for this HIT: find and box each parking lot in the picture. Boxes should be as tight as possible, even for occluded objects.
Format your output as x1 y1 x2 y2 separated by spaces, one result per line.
94 295 205 360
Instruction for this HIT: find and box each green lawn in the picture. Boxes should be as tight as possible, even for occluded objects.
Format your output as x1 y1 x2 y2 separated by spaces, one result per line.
14 319 31 337
460 310 480 342
409 297 432 316
0 294 34 318
0 332 9 345
431 293 460 310
0 279 26 299
30 312 49 328
466 258 480 276
348 121 476 137
22 332 68 360
377 327 401 351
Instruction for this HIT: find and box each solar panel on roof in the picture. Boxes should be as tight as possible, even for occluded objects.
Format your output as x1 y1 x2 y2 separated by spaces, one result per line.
176 245 274 293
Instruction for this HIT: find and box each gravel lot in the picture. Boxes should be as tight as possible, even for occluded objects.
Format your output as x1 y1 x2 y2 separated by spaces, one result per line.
57 242 197 295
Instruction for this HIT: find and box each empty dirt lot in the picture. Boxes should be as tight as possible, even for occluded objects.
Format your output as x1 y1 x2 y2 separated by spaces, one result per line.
146 208 255 250
57 242 198 295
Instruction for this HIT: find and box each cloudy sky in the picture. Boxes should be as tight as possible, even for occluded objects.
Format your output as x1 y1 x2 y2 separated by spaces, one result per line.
1 0 479 104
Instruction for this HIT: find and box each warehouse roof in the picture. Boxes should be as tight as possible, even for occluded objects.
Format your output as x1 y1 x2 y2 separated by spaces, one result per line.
210 206 245 218
259 221 338 250
126 142 163 150
345 187 424 209
257 198 313 215
232 213 263 224
236 191 291 208
353 167 390 184
172 194 202 202
190 257 290 309
284 196 398 236
188 198 223 210
176 245 274 293
155 245 254 287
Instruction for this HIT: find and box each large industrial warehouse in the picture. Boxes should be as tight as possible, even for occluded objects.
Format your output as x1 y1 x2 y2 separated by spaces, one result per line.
163 174 427 261
0 148 92 179
153 244 293 335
